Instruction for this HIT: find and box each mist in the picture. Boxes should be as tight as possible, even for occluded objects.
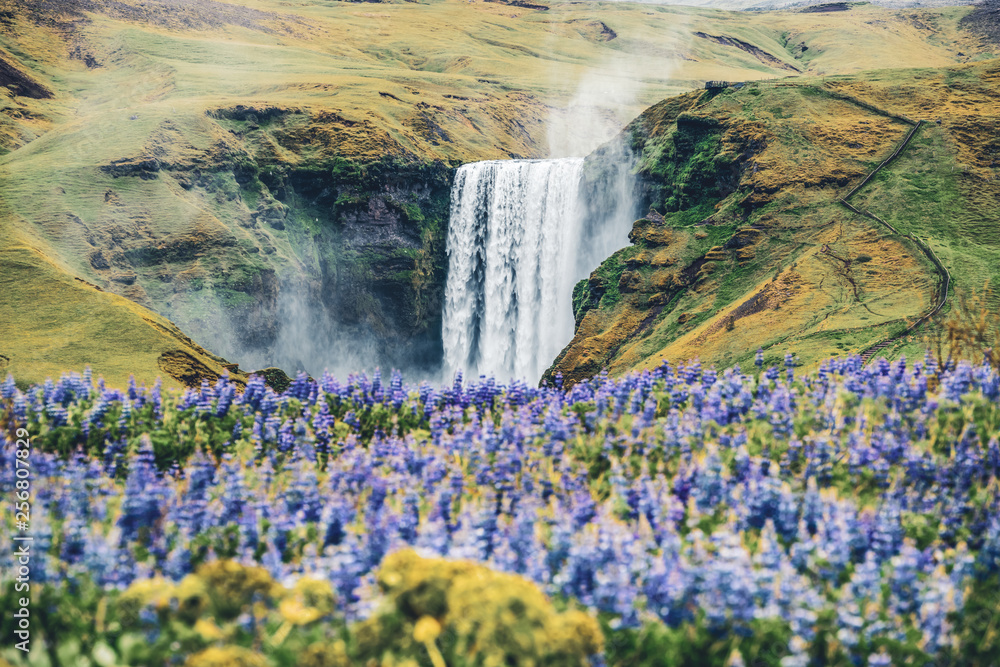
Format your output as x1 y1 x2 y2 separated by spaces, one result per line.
575 137 645 282
547 54 646 159
546 55 650 292
200 280 443 382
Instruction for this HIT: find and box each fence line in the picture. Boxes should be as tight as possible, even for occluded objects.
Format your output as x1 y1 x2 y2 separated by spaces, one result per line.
842 120 923 201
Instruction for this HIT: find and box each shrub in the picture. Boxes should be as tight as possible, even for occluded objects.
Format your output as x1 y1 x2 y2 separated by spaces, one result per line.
299 641 351 667
195 560 282 621
354 549 603 667
184 646 268 667
114 561 290 664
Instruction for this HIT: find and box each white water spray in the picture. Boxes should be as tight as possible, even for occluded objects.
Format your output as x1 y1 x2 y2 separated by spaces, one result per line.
442 158 586 383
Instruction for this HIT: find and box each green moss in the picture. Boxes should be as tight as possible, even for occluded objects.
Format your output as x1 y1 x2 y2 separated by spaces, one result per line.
901 511 940 550
399 201 424 223
240 181 262 210
217 288 255 308
662 202 717 228
334 192 366 207
330 156 363 180
593 246 640 311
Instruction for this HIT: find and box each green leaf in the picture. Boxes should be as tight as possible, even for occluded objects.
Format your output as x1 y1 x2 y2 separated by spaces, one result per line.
56 639 84 666
91 642 118 667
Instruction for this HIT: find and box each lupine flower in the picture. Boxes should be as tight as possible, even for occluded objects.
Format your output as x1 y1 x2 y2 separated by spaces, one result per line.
3 354 999 661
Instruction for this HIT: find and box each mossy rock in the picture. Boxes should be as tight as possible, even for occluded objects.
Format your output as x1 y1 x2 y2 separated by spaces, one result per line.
253 367 293 392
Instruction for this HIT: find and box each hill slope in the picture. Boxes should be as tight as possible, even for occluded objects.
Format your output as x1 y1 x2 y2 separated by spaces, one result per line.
546 59 1000 384
0 0 993 385
0 225 246 390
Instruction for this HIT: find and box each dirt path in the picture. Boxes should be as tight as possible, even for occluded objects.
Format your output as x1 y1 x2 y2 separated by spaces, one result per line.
829 119 952 364
818 243 881 316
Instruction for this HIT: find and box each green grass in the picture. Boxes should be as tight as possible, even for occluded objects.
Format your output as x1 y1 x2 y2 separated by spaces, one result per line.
854 126 1000 300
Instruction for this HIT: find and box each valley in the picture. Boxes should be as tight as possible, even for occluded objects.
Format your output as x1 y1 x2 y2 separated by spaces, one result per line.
0 0 996 387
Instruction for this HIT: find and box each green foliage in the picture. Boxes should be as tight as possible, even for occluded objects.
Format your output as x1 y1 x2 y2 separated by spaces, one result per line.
0 561 315 667
29 394 251 474
940 573 1000 666
20 369 446 474
193 560 283 621
901 511 940 550
602 616 791 667
81 560 334 667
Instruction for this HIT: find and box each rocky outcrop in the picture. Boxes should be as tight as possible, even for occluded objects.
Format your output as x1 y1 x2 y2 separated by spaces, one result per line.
0 53 53 99
693 33 800 73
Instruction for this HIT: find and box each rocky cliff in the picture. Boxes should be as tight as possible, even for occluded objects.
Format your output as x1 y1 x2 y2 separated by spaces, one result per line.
89 105 456 376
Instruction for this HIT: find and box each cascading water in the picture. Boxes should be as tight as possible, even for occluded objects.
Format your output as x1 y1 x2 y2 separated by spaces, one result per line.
442 158 586 383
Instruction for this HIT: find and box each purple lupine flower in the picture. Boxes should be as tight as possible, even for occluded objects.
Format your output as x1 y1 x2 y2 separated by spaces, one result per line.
117 439 169 543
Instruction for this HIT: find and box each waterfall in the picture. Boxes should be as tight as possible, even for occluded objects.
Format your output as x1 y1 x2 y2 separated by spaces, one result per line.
442 158 586 383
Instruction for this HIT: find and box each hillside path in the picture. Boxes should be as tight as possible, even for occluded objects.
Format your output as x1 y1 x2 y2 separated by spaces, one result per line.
829 118 951 364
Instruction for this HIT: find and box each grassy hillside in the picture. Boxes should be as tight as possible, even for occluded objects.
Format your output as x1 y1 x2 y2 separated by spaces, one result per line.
547 59 1000 384
0 223 246 390
0 0 993 386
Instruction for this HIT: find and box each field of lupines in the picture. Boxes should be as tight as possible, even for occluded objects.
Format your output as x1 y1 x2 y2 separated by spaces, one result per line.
2 352 1000 667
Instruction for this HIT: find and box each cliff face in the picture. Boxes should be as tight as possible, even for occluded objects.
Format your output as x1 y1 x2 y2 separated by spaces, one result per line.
548 60 1000 385
2 93 455 383
226 150 453 375
82 108 456 376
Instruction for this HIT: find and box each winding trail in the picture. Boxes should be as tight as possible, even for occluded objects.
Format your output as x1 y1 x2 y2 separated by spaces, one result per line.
829 118 951 364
